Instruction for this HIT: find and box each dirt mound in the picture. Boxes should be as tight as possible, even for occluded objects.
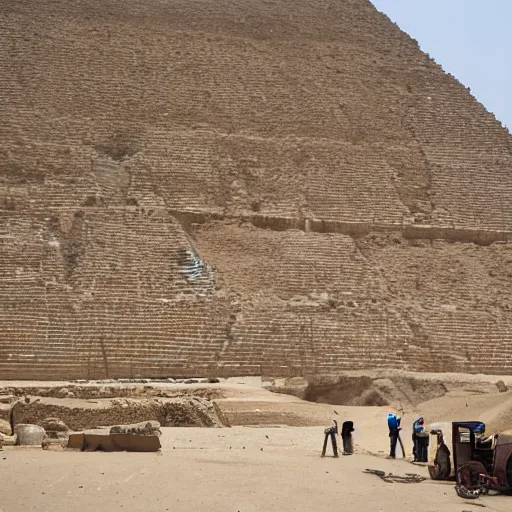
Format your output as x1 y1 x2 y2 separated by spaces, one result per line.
303 377 380 406
163 397 223 427
267 374 497 410
268 376 446 407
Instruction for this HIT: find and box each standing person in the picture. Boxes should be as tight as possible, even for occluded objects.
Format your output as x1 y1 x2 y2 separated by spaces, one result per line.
341 421 354 455
412 417 424 462
387 413 404 458
417 430 430 462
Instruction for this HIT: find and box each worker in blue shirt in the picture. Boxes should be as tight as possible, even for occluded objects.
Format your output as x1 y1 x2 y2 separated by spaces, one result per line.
412 417 424 462
388 413 404 458
413 417 430 462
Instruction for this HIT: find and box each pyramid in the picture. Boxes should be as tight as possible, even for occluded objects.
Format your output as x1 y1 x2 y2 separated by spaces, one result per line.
1 0 511 380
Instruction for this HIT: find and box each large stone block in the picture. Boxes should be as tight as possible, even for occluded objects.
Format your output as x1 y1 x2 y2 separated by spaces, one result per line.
15 424 46 446
0 419 11 436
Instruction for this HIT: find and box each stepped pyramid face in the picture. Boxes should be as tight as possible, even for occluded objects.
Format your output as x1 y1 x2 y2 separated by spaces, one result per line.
1 0 511 380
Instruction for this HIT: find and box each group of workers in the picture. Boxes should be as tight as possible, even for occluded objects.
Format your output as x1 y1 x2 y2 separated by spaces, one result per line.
387 413 430 462
322 413 437 462
388 412 453 478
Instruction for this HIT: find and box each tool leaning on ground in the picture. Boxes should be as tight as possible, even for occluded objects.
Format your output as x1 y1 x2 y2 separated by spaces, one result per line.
321 419 339 457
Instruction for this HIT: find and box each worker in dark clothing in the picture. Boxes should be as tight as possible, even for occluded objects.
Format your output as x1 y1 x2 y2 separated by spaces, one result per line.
388 413 404 458
341 421 354 455
321 420 339 458
416 430 430 462
412 417 424 462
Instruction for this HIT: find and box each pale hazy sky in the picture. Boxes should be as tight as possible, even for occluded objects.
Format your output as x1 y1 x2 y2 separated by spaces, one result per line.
370 0 511 131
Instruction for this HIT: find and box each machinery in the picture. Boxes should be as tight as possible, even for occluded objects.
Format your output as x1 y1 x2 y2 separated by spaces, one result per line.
428 421 512 499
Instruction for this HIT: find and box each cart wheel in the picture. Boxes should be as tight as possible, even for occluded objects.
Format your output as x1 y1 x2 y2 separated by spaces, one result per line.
42 441 49 450
455 462 488 500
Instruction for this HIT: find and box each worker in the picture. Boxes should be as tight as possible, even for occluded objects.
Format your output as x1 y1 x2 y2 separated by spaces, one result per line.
412 417 424 462
416 429 430 462
321 420 339 458
387 413 404 458
341 421 354 455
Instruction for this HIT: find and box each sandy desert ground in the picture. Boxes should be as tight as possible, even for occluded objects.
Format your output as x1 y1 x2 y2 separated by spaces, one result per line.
2 427 511 512
1 373 512 512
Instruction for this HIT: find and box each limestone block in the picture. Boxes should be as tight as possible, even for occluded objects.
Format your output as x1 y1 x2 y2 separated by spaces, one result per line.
41 417 70 432
15 424 46 446
110 420 161 436
0 419 11 436
2 434 17 446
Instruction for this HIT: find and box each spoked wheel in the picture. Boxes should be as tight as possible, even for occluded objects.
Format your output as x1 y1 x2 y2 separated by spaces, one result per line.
455 462 488 500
